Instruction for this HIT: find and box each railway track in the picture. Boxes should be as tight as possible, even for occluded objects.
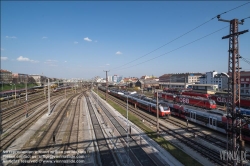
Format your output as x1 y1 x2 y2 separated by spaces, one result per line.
97 90 228 166
60 93 85 166
85 93 117 166
1 91 46 110
2 96 63 133
1 90 72 120
62 93 83 152
1 91 82 165
91 92 161 166
165 116 228 149
0 92 72 112
0 97 61 152
18 92 81 165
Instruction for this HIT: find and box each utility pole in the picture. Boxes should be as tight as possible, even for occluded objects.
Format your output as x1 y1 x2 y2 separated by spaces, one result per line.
169 74 171 89
104 70 109 101
184 74 187 90
218 16 248 166
48 79 51 115
156 91 159 137
25 75 28 118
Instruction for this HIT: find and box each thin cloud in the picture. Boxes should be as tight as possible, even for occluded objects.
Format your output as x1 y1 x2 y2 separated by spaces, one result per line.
44 59 58 67
48 64 58 67
64 61 67 63
116 51 122 55
84 37 92 42
42 36 48 39
99 64 110 67
17 56 38 63
1 57 8 60
74 41 78 44
6 36 17 39
45 59 57 63
1 48 4 51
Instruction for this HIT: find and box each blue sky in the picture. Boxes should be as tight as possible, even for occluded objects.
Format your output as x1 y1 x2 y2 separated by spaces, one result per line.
1 1 250 80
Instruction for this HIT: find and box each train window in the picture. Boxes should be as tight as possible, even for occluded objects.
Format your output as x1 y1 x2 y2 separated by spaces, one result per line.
190 112 196 119
196 115 209 123
213 119 216 126
209 117 217 126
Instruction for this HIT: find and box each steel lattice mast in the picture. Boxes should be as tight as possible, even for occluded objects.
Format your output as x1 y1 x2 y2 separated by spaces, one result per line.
218 16 248 166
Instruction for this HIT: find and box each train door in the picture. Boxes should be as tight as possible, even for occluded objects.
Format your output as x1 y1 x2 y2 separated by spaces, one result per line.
149 104 152 113
209 117 217 130
190 111 196 123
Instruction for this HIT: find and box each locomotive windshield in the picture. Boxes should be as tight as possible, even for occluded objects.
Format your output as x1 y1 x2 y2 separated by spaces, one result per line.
163 106 169 110
159 103 169 110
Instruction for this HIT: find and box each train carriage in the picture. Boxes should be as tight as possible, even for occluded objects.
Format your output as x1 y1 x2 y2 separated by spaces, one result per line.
0 92 11 101
156 92 217 110
99 86 250 141
181 91 210 98
185 108 227 133
156 92 176 101
103 87 170 117
171 104 250 141
168 103 185 118
241 124 250 142
178 95 217 109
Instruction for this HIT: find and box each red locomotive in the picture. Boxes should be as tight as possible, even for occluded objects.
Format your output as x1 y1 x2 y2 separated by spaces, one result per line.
211 94 250 108
179 90 250 108
181 91 210 98
156 92 217 110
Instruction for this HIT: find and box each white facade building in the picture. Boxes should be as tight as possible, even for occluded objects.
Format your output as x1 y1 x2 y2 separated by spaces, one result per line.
108 76 112 82
199 71 228 90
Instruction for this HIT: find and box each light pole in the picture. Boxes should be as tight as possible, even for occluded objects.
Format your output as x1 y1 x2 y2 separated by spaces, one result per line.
126 94 129 165
14 84 16 99
221 72 230 164
96 85 99 106
13 84 16 105
25 76 28 118
11 84 13 96
48 79 51 115
156 91 159 137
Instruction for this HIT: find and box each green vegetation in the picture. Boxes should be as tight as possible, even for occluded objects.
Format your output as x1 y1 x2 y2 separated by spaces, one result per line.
0 83 38 92
93 89 202 166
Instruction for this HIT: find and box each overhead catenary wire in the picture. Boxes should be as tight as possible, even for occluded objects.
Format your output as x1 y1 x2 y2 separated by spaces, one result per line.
242 57 250 66
217 2 250 16
110 2 250 72
241 16 250 21
243 57 250 61
115 25 229 71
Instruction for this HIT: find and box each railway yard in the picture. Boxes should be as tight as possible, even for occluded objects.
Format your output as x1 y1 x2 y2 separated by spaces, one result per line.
1 85 250 166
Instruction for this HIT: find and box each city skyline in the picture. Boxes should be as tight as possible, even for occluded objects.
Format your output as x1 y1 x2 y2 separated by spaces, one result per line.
1 1 250 79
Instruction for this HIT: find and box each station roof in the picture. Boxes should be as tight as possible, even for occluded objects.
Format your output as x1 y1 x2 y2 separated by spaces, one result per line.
159 82 193 85
192 84 218 87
